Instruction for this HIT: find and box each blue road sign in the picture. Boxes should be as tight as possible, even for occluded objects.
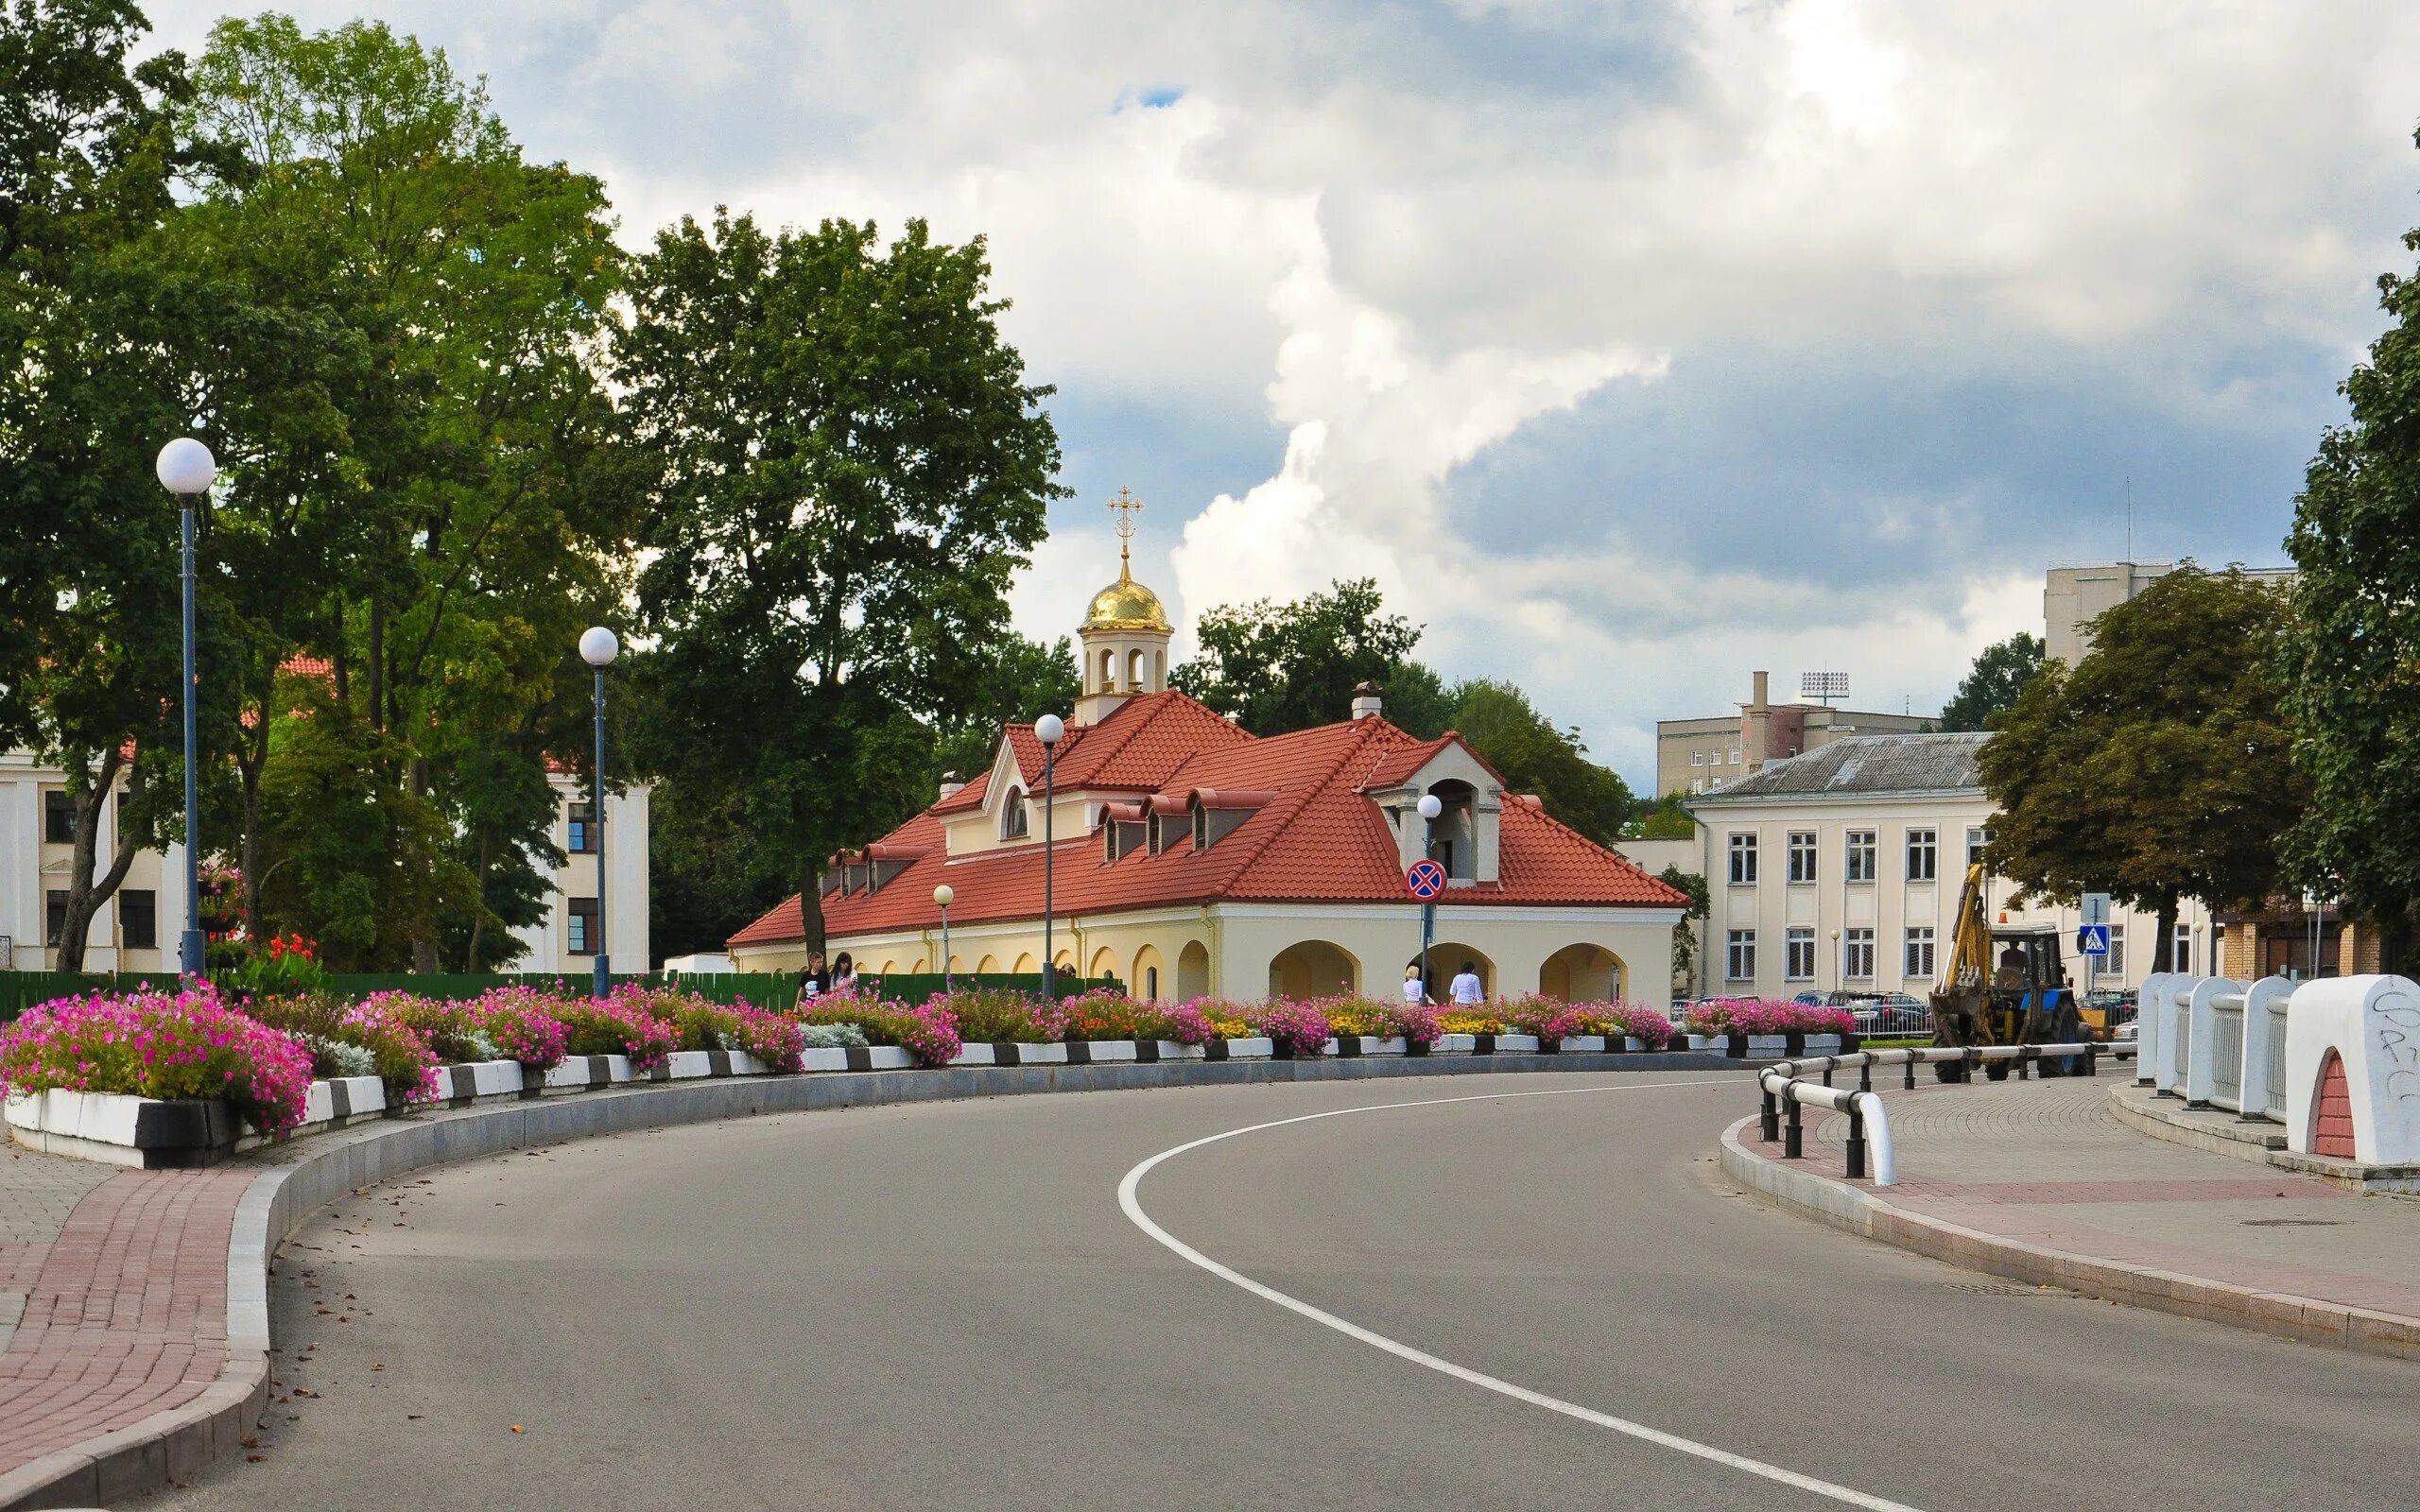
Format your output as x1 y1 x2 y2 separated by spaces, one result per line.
1406 860 1446 900
2077 923 2111 956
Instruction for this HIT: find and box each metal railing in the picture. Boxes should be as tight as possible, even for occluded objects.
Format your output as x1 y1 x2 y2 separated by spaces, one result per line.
2263 1001 2290 1118
1756 1042 2119 1188
2210 1001 2244 1111
1850 1004 1934 1039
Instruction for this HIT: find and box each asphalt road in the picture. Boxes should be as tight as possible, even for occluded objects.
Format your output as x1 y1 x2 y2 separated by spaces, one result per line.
141 1071 2420 1511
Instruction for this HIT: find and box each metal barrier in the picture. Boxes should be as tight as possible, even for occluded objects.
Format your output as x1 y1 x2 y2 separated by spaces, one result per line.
1852 1005 1934 1040
2210 998 2244 1111
2261 992 2290 1119
1755 1041 2118 1188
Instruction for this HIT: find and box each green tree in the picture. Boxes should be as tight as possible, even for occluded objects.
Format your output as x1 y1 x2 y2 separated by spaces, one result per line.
1377 660 1459 739
1626 794 1695 839
1939 631 2045 731
1173 578 1423 734
1447 679 1634 845
1658 862 1709 988
617 209 1063 959
1980 567 2304 971
2277 191 2420 965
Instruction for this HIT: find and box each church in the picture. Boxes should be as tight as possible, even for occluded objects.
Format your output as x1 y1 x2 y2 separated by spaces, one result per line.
727 496 1687 1003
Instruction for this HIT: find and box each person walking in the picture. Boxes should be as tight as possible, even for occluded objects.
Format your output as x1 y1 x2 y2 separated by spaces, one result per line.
797 951 831 1006
1448 960 1485 1007
1401 964 1429 1005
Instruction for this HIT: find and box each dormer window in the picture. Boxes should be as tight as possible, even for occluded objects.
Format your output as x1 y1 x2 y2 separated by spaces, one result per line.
1102 802 1149 861
1001 785 1029 839
1188 789 1273 851
1146 794 1189 854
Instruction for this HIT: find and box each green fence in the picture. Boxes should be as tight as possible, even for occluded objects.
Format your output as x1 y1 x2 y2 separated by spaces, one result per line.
0 969 1119 1021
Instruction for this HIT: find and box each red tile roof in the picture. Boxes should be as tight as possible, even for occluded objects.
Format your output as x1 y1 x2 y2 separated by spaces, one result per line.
729 701 1687 948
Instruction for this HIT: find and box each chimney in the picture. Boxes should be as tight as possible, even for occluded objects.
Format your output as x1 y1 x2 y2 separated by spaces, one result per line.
1351 680 1382 721
1744 670 1772 772
937 771 965 802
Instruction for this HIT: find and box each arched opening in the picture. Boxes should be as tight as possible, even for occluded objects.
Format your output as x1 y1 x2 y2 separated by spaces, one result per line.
908 956 927 973
1132 944 1166 1002
1097 647 1115 692
1011 953 1037 973
1538 943 1623 1002
2313 1049 2357 1160
1270 940 1359 1000
1126 647 1146 691
1088 945 1119 985
1425 779 1478 881
1000 786 1029 839
1152 649 1165 690
975 954 999 973
1178 940 1211 1001
879 958 899 973
1410 942 1495 1001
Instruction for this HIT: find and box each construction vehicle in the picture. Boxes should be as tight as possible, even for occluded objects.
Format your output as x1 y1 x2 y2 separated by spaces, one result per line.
1927 864 2090 1080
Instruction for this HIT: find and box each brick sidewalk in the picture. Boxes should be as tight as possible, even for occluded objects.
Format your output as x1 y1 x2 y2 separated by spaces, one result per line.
1782 1077 2420 1321
0 1160 251 1477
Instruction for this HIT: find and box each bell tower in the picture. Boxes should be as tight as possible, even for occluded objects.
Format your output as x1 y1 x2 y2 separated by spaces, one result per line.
1075 488 1173 726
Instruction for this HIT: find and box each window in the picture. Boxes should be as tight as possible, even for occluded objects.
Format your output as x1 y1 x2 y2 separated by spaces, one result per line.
1965 825 1993 867
567 801 597 854
1146 966 1160 999
2105 923 2126 977
1906 828 1937 882
1725 930 1756 981
1728 748 1741 765
1000 786 1029 839
1904 925 1935 979
1844 927 1876 980
1727 832 1758 885
1785 926 1816 981
1845 830 1876 883
2174 922 2195 975
43 790 73 844
45 890 68 948
568 897 602 955
1691 751 1704 766
1786 832 1817 884
120 889 156 951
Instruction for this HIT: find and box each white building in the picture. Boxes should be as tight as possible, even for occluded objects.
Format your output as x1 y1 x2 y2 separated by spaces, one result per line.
1 752 648 975
1685 732 2209 1000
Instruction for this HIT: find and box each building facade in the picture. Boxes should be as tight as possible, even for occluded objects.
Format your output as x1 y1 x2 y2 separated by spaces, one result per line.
728 509 1686 1000
1685 733 2211 1001
515 771 650 976
1654 670 1931 799
2044 560 2294 668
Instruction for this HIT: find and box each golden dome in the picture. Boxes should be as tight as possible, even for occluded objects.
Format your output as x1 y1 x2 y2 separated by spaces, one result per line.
1083 565 1171 633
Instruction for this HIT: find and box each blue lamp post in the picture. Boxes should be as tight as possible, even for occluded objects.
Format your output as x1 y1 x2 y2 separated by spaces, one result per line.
1417 793 1442 1000
579 626 618 998
1035 713 1064 1002
155 438 216 979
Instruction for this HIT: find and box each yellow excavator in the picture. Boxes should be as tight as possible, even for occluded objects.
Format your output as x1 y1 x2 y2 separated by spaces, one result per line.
1927 863 2091 1080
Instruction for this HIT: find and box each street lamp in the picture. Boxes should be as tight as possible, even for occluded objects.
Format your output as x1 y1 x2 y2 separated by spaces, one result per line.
579 626 618 998
1036 713 1064 1003
1417 794 1443 1001
155 438 216 980
934 884 955 990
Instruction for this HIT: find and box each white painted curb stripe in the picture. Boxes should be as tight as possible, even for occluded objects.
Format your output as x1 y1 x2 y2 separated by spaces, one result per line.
1115 1078 1929 1512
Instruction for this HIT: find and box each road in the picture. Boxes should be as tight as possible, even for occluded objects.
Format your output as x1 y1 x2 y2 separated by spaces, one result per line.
142 1071 2420 1510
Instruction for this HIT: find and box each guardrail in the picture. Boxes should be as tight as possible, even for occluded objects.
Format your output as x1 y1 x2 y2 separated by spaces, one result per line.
1756 1042 2122 1188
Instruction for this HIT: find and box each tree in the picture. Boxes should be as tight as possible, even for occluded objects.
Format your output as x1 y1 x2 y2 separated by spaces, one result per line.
2278 191 2420 966
617 210 1063 959
1980 567 2304 971
1658 863 1709 988
1173 578 1423 734
1447 679 1633 845
1627 794 1695 839
1939 632 2044 731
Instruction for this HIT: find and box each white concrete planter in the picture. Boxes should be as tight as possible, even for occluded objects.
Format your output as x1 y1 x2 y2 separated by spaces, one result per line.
301 1075 388 1125
1207 1037 1273 1060
544 1054 634 1091
1748 1035 1789 1056
1069 1040 1136 1064
1804 1034 1844 1054
1150 1040 1209 1061
661 1050 718 1079
7 1087 241 1168
1434 1032 1477 1054
799 1044 915 1072
1496 1034 1543 1054
949 1043 997 1067
1014 1042 1070 1065
1322 1036 1409 1057
438 1059 527 1099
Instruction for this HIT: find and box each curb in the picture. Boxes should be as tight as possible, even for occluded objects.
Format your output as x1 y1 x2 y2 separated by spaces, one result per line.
0 1049 1745 1508
1718 1115 2420 1365
2107 1085 2420 1194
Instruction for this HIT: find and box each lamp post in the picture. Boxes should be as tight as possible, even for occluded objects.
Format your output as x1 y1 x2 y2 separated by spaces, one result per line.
1416 794 1443 1001
934 885 955 990
579 627 618 998
1036 713 1064 1003
155 438 216 980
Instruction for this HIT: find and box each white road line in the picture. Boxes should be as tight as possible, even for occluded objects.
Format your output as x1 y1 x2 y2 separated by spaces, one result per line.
1115 1076 1929 1512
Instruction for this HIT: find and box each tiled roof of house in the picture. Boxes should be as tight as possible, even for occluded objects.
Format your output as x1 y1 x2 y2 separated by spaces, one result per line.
1690 732 1989 801
728 702 1688 947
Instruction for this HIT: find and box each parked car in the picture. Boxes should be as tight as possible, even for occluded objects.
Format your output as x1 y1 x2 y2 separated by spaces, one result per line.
1850 992 1930 1036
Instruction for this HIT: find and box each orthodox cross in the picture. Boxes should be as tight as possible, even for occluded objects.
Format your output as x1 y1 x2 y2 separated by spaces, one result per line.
1108 487 1144 572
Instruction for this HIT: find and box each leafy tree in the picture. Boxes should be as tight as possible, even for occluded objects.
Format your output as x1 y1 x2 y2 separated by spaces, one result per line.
2278 192 2420 966
1939 632 2045 731
618 209 1063 959
1173 578 1422 734
1377 660 1459 740
1658 862 1709 988
1448 679 1633 845
1980 567 2304 971
1626 794 1695 839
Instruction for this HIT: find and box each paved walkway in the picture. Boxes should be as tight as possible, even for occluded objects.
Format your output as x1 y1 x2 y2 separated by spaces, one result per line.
0 1151 251 1480
1788 1076 2420 1321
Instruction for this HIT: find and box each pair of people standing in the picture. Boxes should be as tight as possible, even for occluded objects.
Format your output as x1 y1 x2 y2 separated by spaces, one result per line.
1401 960 1486 1006
799 951 857 1002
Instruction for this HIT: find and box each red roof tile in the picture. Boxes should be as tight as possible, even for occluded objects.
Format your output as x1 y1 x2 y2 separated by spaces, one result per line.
729 706 1687 948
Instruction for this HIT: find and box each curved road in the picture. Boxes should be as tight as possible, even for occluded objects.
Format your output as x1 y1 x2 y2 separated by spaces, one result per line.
144 1071 2418 1510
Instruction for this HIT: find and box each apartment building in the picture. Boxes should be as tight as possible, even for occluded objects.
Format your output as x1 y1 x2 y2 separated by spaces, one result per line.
2 751 648 974
1685 732 2210 1000
1654 670 1932 799
2044 560 2293 668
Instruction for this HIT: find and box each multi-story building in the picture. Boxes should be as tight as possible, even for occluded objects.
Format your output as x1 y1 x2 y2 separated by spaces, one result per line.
1685 732 2210 1001
1 751 648 975
2044 560 2294 668
1654 671 1932 799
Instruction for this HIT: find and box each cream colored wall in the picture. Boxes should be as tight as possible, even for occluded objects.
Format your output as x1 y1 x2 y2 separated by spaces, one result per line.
1 752 183 972
1692 790 2212 999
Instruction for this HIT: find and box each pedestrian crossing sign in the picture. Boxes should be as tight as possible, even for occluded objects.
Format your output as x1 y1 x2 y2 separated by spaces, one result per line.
2077 924 2111 956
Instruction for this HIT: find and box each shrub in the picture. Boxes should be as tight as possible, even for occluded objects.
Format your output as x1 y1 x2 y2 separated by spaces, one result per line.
1321 997 1443 1049
227 933 333 1000
1436 1010 1504 1036
1684 999 1857 1037
1247 999 1331 1057
304 1037 378 1080
932 988 1056 1043
720 1002 807 1072
0 986 316 1134
364 992 498 1064
795 988 960 1068
553 997 680 1072
469 987 571 1074
798 1021 869 1050
248 991 442 1106
1051 988 1154 1042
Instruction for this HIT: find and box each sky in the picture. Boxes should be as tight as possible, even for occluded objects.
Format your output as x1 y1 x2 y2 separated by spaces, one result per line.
148 0 2420 789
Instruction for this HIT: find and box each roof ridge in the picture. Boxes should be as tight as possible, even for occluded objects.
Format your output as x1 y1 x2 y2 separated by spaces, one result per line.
1505 799 1690 906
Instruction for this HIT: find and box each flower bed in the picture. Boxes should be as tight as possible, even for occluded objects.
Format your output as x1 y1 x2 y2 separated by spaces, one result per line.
794 988 961 1068
0 986 315 1134
1684 999 1857 1038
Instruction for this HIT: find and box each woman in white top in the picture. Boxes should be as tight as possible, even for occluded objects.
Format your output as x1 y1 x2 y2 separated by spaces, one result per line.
1448 960 1484 1006
1401 964 1428 1005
